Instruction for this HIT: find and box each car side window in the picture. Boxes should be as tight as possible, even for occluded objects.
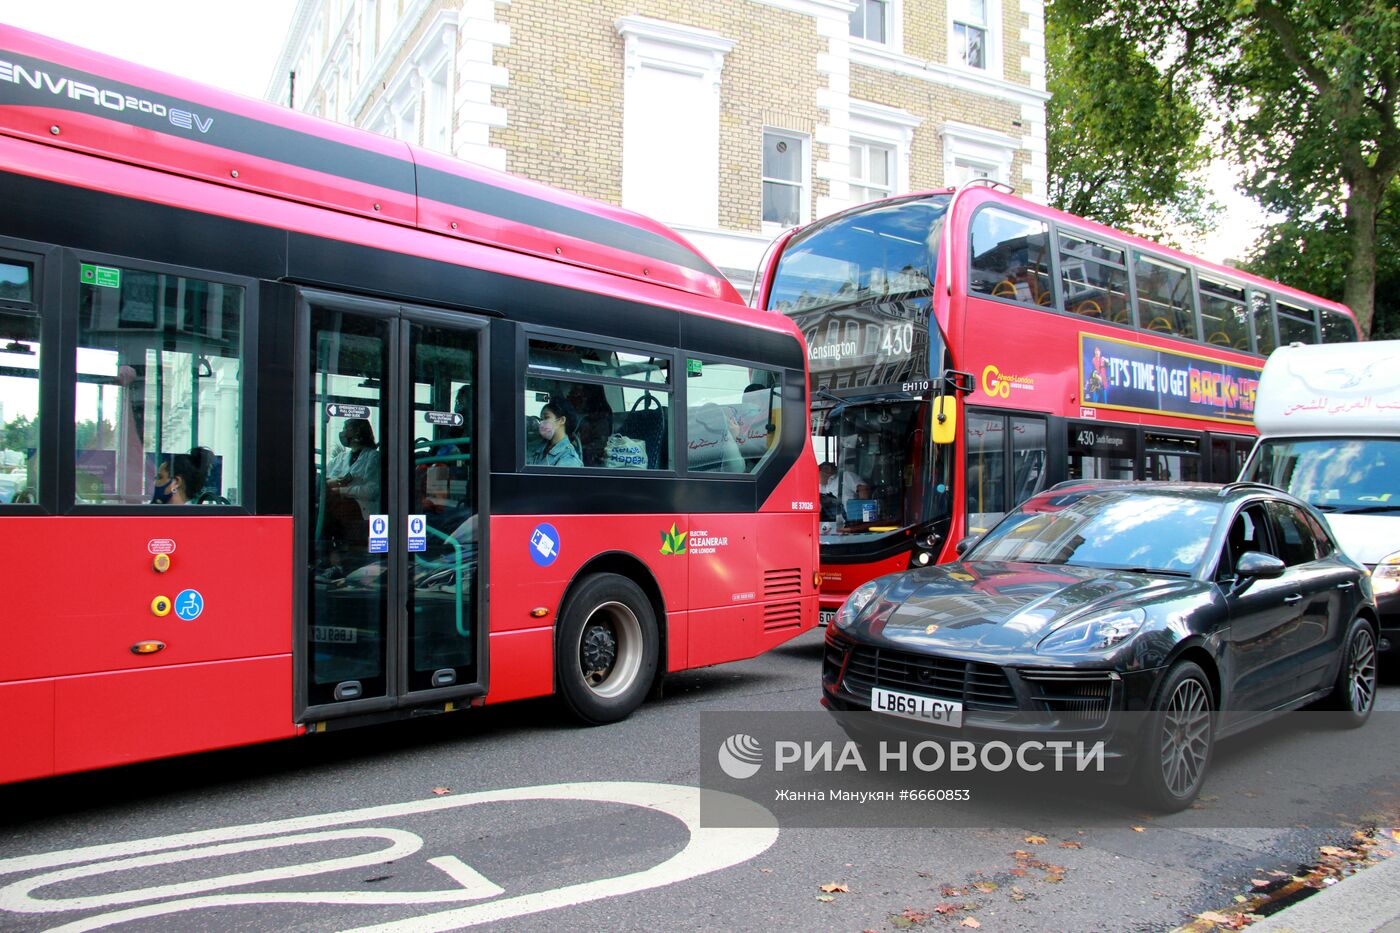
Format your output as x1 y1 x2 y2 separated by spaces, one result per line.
1264 501 1319 566
1298 509 1336 559
1221 505 1267 579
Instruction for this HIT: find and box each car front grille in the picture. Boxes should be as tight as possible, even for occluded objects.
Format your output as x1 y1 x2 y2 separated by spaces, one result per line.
1018 670 1114 724
842 645 1018 711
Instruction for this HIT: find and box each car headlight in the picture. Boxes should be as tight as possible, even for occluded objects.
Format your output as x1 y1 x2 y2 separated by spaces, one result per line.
1373 550 1400 597
834 580 883 630
1037 607 1146 654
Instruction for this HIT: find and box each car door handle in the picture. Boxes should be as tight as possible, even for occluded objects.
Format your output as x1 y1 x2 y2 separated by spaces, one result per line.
1283 594 1304 604
1336 582 1355 590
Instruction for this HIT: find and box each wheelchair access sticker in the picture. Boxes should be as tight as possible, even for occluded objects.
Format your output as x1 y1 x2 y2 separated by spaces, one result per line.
174 589 204 621
529 523 560 567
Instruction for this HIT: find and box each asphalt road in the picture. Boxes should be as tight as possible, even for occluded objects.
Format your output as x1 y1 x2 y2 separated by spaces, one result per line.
1 630 1396 933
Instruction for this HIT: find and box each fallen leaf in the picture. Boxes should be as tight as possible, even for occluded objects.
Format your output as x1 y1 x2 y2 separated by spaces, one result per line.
816 894 835 903
961 919 982 929
1044 864 1067 873
431 787 451 795
1234 894 1249 903
1043 873 1064 884
942 885 962 897
819 883 849 893
1009 868 1028 877
1131 826 1146 833
933 902 958 915
1197 911 1233 923
972 881 999 893
1025 835 1048 845
1012 850 1033 859
901 908 932 922
1009 885 1027 901
1250 879 1270 887
758 868 772 873
1267 870 1289 877
1058 841 1083 849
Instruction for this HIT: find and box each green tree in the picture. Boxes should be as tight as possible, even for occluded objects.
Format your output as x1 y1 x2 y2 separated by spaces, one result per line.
1056 0 1400 337
1045 6 1216 242
1246 182 1400 339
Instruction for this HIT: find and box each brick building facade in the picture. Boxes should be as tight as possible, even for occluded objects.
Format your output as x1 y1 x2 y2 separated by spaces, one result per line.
268 0 1048 290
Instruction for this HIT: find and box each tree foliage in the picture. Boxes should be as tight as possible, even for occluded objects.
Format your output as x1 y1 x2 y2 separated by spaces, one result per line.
1045 5 1216 242
1054 0 1400 337
1246 182 1400 339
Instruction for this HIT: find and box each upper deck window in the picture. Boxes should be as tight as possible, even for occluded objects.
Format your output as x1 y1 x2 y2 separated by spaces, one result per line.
1198 277 1250 350
1250 291 1276 355
1321 306 1359 343
969 208 1052 307
1058 233 1128 322
1133 253 1197 340
768 196 946 314
1276 300 1318 345
75 265 244 505
0 260 33 306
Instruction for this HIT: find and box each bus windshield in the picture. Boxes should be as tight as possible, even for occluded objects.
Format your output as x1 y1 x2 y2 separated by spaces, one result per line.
814 398 948 540
768 194 949 314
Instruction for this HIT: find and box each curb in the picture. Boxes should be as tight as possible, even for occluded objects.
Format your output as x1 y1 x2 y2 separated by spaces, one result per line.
1246 852 1400 933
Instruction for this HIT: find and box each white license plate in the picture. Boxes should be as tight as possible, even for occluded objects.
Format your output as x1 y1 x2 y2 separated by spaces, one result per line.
871 686 963 727
818 609 836 626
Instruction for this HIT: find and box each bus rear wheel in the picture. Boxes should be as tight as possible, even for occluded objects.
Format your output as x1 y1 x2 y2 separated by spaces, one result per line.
556 573 659 724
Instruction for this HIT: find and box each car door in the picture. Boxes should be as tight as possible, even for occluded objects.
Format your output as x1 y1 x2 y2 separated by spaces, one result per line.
1264 500 1356 695
1220 501 1309 712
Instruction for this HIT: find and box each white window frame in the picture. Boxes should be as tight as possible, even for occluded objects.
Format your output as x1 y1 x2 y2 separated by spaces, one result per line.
761 128 811 232
848 100 920 207
948 0 1000 75
941 121 1016 187
848 0 903 50
849 139 894 204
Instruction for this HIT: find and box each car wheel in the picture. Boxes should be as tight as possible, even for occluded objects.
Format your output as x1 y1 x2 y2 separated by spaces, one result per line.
1328 618 1377 727
555 573 659 725
1135 661 1214 813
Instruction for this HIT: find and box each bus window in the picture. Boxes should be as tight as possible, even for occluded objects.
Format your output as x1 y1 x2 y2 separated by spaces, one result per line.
965 412 1007 533
1250 291 1276 356
1276 300 1318 345
1067 423 1135 481
0 310 39 505
1145 432 1201 481
525 339 672 469
685 360 778 474
1134 253 1197 340
969 208 1053 307
1199 277 1250 351
1321 306 1358 343
1058 234 1129 323
75 266 244 505
1209 434 1252 483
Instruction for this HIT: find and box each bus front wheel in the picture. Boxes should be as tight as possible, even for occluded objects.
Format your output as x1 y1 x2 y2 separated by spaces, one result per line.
556 573 659 724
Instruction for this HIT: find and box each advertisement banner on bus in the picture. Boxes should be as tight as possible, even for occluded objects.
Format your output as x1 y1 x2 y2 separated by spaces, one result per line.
1079 334 1261 424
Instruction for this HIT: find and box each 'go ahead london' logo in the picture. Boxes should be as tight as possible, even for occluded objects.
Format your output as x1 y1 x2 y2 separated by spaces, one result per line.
718 734 764 779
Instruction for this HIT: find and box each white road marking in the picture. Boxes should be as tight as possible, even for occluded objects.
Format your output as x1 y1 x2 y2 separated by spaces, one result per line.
0 782 776 933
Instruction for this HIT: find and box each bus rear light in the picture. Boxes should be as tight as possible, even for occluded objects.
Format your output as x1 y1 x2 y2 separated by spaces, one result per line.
130 641 165 655
813 572 823 588
530 607 550 618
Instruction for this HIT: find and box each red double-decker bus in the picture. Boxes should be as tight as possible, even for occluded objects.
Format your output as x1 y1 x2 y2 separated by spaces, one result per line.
752 181 1360 621
0 26 818 783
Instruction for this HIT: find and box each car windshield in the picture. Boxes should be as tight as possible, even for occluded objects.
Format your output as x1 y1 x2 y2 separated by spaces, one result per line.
969 489 1222 574
1242 438 1399 513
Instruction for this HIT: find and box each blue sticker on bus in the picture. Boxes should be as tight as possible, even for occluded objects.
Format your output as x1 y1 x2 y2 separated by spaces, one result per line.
529 523 560 567
174 589 204 621
407 514 427 553
368 514 389 554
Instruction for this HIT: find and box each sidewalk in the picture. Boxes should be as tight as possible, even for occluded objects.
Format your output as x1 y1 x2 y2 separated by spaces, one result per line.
1247 851 1400 933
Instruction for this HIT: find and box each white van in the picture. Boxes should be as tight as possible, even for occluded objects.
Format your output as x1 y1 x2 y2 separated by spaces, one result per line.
1239 340 1400 654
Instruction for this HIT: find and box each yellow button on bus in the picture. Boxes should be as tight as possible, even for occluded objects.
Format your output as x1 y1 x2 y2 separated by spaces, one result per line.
152 553 171 573
151 595 172 617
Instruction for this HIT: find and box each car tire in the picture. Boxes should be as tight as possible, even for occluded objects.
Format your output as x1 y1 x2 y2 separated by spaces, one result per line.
1135 660 1215 813
555 573 659 725
1327 618 1377 728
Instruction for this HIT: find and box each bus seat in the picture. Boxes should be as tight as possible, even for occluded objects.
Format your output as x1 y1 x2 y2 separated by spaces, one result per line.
620 394 666 469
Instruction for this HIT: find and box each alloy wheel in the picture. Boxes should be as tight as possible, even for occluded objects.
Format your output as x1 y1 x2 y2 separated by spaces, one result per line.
1348 627 1377 713
1159 678 1211 798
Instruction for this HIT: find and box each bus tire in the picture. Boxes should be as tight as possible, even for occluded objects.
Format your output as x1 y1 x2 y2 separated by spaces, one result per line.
556 573 659 725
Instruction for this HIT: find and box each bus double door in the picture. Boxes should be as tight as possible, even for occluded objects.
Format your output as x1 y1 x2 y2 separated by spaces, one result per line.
298 291 487 718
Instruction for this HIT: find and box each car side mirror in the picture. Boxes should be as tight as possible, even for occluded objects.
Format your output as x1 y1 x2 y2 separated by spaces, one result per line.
1235 550 1285 580
955 535 980 557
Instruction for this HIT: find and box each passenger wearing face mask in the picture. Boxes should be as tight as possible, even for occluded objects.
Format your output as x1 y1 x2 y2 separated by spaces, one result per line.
528 399 583 468
326 418 382 517
151 447 215 504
